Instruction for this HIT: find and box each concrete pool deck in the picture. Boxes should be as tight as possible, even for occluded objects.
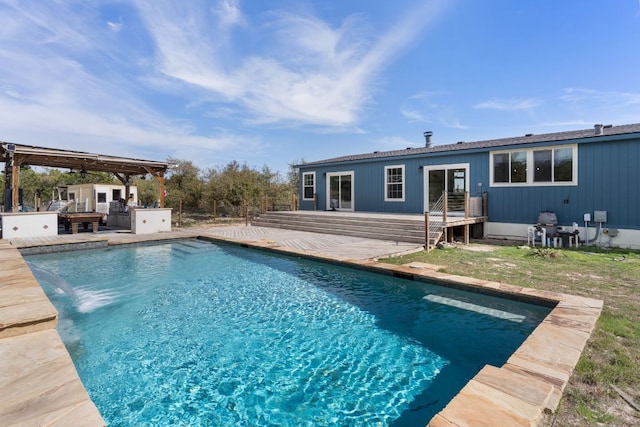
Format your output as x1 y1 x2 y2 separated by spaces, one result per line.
1 225 602 426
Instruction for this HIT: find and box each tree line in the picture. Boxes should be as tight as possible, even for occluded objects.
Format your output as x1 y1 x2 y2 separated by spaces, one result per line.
1 158 301 216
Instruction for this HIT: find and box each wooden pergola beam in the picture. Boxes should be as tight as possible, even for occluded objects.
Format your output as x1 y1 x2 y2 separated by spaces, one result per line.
1 142 169 211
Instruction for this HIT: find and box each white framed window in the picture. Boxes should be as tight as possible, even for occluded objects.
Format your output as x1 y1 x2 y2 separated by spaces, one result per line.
302 172 316 200
384 165 405 201
490 144 577 186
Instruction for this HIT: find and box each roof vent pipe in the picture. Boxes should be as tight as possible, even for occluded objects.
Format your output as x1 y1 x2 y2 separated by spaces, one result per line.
594 123 603 135
423 131 433 148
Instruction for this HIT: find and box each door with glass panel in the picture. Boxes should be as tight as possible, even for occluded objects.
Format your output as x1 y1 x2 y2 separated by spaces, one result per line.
326 172 353 211
424 164 469 214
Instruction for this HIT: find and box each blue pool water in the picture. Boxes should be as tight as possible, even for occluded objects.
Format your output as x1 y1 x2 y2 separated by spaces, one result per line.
25 239 551 426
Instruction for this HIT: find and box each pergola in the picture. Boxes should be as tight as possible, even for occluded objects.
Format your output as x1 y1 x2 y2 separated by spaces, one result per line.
1 142 169 212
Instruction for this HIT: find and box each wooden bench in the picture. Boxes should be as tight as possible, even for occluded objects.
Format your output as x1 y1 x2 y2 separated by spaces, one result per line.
58 212 104 234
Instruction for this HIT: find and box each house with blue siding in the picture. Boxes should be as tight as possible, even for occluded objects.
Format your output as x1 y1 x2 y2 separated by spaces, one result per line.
297 123 640 249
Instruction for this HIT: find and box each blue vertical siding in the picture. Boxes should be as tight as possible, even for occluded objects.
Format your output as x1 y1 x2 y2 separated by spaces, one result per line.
480 138 640 228
298 136 640 230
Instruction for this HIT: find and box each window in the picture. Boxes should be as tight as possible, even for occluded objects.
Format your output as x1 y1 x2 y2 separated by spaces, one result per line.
385 165 405 201
302 172 315 200
493 151 526 183
533 147 573 183
493 153 509 183
491 144 577 186
553 147 573 182
97 192 107 203
533 150 552 182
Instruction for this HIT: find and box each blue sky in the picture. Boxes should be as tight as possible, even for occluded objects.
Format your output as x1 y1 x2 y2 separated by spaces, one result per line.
1 0 639 175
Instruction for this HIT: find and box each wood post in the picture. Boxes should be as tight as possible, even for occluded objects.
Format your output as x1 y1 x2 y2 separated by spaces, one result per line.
11 161 19 212
464 191 469 219
425 212 430 253
483 191 488 217
157 175 165 208
442 190 447 224
442 190 448 243
213 200 217 220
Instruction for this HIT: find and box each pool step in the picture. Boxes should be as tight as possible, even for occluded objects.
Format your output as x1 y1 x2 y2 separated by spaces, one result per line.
251 212 437 245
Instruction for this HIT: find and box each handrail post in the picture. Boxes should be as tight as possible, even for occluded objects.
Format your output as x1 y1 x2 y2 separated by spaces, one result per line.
465 191 469 219
483 191 488 217
425 211 430 252
442 190 447 224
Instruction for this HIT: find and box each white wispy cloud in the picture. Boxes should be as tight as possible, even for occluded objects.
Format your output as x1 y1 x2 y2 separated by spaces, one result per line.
440 118 469 130
134 0 449 127
560 87 640 106
0 1 256 163
107 18 124 32
401 108 429 123
540 120 592 128
0 0 450 171
552 88 640 126
212 0 246 28
473 98 543 111
401 91 468 129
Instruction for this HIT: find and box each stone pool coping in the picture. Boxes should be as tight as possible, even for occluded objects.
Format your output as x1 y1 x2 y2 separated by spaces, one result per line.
0 240 105 426
1 232 602 426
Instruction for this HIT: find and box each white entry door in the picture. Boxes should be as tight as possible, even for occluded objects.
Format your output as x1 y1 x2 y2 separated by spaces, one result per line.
423 163 469 214
326 172 354 211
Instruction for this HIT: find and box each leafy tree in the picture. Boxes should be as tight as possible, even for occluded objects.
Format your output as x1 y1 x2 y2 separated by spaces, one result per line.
288 159 304 193
164 158 204 212
56 170 117 186
133 176 161 207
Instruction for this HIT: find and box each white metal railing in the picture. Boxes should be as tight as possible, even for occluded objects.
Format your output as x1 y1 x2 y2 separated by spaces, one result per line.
424 193 445 251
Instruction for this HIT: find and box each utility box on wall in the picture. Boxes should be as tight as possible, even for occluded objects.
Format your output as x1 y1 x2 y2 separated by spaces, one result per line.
594 211 607 223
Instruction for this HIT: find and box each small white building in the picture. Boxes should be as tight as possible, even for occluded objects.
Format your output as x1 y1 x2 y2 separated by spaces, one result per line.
64 184 137 221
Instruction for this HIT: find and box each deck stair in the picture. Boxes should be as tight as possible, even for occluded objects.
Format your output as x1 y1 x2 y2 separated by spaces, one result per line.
251 211 433 245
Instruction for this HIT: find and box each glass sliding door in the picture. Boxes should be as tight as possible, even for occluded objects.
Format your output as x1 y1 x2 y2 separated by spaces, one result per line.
423 164 469 214
428 169 445 211
449 169 466 194
327 172 354 211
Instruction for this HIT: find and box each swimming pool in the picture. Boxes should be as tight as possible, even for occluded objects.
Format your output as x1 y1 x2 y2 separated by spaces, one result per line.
25 239 551 426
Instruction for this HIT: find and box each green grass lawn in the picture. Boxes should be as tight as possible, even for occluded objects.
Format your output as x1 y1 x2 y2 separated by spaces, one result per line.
383 243 640 426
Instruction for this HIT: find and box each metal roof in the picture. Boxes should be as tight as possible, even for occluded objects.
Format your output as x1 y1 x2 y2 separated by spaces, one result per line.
301 123 640 167
1 142 168 176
